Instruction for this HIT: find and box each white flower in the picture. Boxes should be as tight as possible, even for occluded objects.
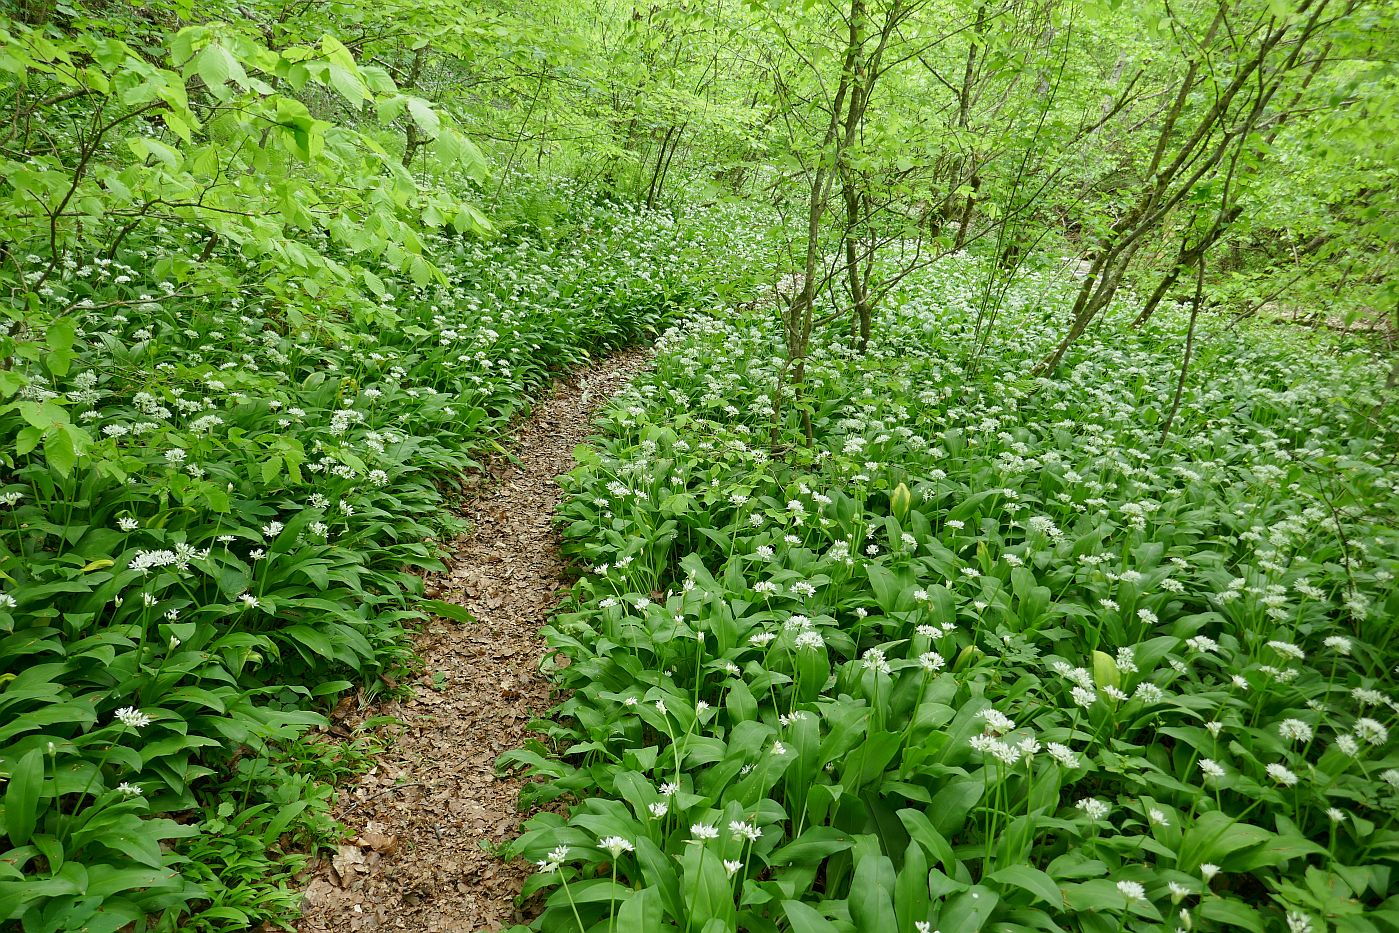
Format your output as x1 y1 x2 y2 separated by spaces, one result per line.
1200 863 1220 882
729 820 762 842
1047 742 1079 768
1286 911 1313 933
118 517 139 531
690 823 719 839
114 707 152 730
1185 635 1219 654
1323 635 1352 655
918 651 945 672
116 782 143 796
1199 759 1225 781
598 836 634 858
978 709 1016 734
648 802 669 819
660 782 678 796
1266 763 1299 786
1133 683 1164 703
1277 719 1313 743
1354 718 1388 745
1116 880 1145 901
1147 808 1169 826
1326 807 1346 822
1076 797 1109 820
536 845 569 872
724 859 743 876
1266 639 1305 661
862 647 891 675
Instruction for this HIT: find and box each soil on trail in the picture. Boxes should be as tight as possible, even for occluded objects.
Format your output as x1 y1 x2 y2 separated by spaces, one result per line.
297 350 650 933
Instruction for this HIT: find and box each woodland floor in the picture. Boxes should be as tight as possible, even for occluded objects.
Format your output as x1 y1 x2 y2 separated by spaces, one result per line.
297 349 651 932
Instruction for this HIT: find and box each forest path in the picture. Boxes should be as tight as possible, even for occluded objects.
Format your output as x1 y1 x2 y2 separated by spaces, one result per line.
297 349 651 933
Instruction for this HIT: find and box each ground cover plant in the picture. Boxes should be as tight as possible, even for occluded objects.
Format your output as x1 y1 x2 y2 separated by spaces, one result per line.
4 0 1398 930
0 156 766 930
505 256 1399 932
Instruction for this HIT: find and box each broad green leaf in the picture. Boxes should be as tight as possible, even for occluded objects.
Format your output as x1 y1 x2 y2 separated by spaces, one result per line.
3 748 44 845
782 900 841 933
681 843 735 930
421 599 474 624
989 864 1063 908
406 97 441 138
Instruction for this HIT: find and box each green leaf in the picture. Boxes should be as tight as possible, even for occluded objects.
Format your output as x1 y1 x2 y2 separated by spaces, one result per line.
46 317 76 352
406 97 441 138
44 349 73 377
1198 897 1266 933
849 839 897 931
196 43 241 95
897 808 956 874
421 599 474 624
936 885 999 931
989 864 1064 908
327 63 369 106
782 900 840 933
1061 878 1126 912
44 425 78 476
617 885 664 928
895 839 930 928
1178 811 1273 870
4 748 45 845
681 843 735 930
769 827 854 866
1090 650 1119 690
283 624 335 659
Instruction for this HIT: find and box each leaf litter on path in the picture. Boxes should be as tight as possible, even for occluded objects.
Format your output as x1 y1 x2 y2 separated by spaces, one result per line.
297 349 651 933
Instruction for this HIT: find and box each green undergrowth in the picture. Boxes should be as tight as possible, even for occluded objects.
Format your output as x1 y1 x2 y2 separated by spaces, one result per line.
0 181 770 931
504 257 1399 932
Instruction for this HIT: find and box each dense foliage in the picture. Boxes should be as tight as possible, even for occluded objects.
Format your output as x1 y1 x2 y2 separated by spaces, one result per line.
507 260 1398 932
2 0 1396 930
0 165 763 932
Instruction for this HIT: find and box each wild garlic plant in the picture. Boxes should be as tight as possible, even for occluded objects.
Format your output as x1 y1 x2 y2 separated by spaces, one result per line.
506 255 1397 932
0 191 768 931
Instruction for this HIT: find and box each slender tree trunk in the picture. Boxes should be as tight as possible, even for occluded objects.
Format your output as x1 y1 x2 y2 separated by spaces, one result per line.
1159 259 1207 444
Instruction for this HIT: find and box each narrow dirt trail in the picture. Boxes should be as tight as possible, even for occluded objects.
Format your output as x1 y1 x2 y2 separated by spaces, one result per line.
298 349 650 933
